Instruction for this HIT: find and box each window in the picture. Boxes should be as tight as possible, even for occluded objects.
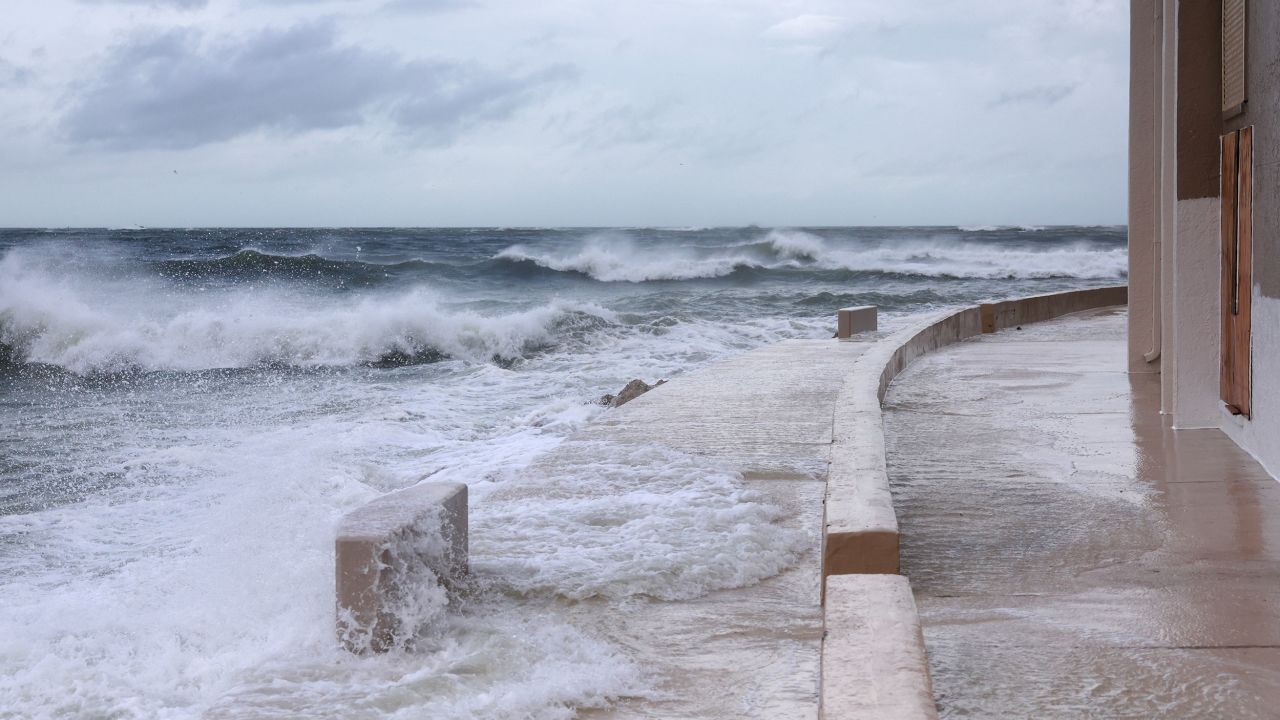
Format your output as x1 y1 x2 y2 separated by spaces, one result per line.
1222 0 1247 116
1221 127 1253 416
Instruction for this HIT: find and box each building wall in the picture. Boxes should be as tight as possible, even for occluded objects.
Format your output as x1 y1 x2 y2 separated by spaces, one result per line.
1130 0 1279 473
1224 299 1280 477
1221 0 1280 474
1168 0 1221 427
1171 197 1221 427
1158 0 1178 413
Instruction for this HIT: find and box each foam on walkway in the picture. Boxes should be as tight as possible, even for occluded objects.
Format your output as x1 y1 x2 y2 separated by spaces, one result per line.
483 338 869 718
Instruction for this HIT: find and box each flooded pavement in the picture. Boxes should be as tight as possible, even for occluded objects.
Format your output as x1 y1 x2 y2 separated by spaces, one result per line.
482 338 869 718
884 308 1280 718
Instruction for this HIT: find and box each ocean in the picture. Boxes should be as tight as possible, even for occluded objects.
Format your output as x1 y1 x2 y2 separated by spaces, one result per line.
0 226 1126 718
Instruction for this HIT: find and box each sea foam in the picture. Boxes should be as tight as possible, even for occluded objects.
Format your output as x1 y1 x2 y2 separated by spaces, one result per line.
495 229 1127 282
473 440 808 601
0 249 617 373
0 227 1126 718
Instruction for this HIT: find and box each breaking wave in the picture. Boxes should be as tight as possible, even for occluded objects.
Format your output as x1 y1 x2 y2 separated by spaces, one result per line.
493 229 822 283
0 251 617 374
495 229 1127 283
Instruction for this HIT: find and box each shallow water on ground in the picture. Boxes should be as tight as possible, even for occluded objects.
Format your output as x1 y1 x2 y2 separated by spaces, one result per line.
886 311 1280 718
0 226 1124 718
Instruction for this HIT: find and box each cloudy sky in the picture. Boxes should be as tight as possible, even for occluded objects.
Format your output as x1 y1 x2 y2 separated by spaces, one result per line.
0 0 1128 227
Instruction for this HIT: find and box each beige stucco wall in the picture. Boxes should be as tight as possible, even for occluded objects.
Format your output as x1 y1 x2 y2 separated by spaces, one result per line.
1221 297 1280 477
1170 197 1221 428
1216 2 1280 475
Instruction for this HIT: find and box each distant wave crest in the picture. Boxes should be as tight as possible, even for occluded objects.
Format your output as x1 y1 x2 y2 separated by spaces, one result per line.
957 224 1046 232
494 229 830 282
495 229 1127 282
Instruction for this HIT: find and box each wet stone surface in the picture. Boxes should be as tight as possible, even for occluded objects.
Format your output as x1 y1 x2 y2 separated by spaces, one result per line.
487 338 869 719
885 308 1280 718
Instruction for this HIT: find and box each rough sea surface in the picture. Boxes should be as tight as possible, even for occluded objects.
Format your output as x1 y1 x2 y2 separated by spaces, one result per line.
0 226 1126 718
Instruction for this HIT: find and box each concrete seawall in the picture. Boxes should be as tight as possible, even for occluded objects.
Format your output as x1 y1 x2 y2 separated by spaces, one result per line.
821 575 937 720
823 285 1129 578
820 285 1127 720
979 285 1129 334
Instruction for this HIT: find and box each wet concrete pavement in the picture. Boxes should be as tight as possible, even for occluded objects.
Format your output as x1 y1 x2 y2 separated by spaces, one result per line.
484 338 870 718
884 308 1280 718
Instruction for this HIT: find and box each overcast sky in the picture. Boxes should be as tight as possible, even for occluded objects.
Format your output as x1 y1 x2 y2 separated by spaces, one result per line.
0 0 1128 227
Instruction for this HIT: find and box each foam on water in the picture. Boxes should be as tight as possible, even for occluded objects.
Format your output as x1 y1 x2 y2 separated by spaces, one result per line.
957 224 1048 232
0 360 651 718
817 236 1127 280
0 227 1127 718
474 441 808 601
205 611 647 720
0 417 376 716
0 248 617 373
496 229 1127 282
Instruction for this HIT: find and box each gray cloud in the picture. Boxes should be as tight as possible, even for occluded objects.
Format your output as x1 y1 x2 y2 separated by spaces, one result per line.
61 21 570 150
76 0 475 9
380 0 478 13
1 0 1128 226
0 59 34 87
76 0 206 7
989 84 1077 108
550 102 667 151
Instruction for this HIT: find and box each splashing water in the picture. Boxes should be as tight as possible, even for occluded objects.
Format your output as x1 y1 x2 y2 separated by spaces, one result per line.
0 226 1126 718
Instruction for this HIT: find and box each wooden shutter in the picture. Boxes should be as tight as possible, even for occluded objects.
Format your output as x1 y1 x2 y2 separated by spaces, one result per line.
1223 0 1247 115
1221 127 1253 416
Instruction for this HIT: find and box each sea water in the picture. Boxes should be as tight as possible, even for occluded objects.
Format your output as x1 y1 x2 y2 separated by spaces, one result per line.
0 226 1125 718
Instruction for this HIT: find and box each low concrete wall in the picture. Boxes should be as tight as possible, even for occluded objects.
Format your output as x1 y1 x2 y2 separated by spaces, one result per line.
336 482 468 653
979 286 1129 334
821 574 938 720
822 285 1127 578
819 285 1126 718
824 307 981 576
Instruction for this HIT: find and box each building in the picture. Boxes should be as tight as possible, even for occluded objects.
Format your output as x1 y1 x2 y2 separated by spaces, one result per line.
1130 0 1278 474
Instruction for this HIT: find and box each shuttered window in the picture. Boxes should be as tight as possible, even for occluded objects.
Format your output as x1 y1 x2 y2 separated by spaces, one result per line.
1223 0 1247 115
1221 127 1253 416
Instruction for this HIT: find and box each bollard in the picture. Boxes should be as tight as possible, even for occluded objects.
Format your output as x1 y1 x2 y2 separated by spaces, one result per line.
837 306 878 338
335 482 467 653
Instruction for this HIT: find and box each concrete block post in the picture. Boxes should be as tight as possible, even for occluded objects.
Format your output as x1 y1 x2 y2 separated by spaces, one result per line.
335 482 468 653
837 306 878 338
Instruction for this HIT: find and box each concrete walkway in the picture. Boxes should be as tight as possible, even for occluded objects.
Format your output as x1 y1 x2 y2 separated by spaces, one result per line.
885 308 1280 717
485 338 869 718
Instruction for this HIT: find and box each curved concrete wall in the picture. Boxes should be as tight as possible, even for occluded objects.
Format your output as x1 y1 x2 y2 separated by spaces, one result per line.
823 306 981 576
822 286 1128 578
819 286 1127 720
979 286 1129 336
